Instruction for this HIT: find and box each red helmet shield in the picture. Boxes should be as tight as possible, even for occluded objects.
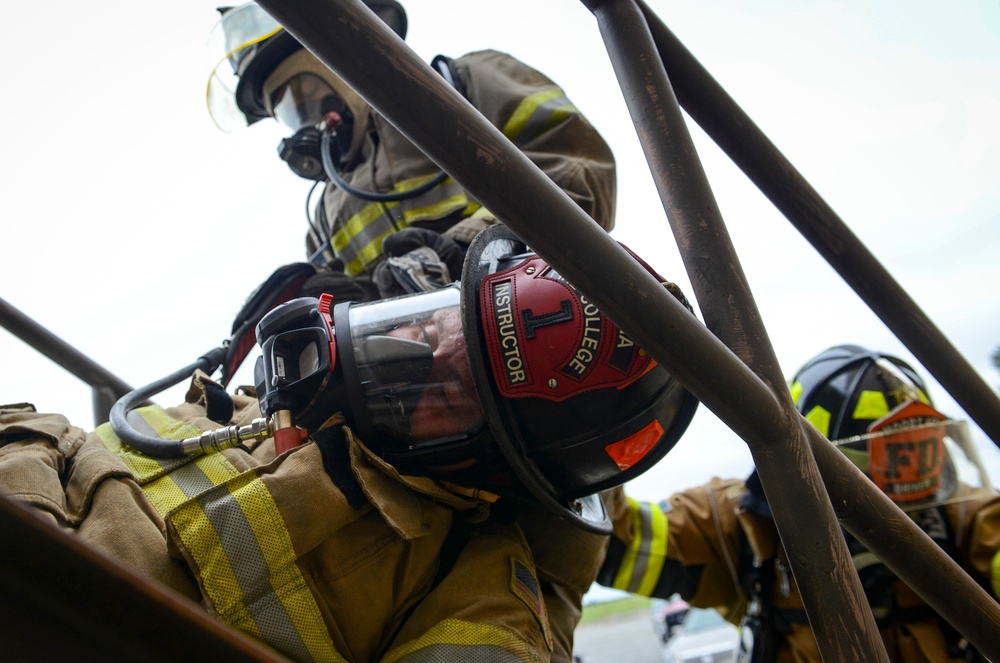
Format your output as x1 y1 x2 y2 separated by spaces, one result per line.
479 257 653 401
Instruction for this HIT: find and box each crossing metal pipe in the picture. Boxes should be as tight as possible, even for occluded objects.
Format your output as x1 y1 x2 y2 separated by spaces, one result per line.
636 0 1000 451
0 296 133 424
582 1 883 659
253 0 1000 658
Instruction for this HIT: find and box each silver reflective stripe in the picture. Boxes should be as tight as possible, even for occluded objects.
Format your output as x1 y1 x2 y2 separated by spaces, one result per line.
127 406 215 496
195 483 313 662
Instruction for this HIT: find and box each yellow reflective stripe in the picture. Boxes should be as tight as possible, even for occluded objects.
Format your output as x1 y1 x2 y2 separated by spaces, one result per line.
610 497 667 596
332 201 406 276
853 390 890 421
501 87 577 144
340 219 409 276
98 405 342 661
384 618 541 663
637 503 668 596
95 406 204 482
610 497 642 591
400 189 468 224
141 451 242 515
332 176 470 275
170 470 343 663
95 405 242 515
991 549 1000 599
331 203 391 253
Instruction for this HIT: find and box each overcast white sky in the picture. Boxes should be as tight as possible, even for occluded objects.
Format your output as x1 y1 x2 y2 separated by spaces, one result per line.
3 0 1000 538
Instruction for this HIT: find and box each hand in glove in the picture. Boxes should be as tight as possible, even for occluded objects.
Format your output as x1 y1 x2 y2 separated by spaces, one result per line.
374 227 468 298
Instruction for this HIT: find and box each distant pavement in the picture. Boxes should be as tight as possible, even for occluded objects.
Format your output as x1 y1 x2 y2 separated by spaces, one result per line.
573 608 664 663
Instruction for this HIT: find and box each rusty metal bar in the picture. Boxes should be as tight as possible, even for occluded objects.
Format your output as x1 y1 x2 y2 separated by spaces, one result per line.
0 296 133 424
253 0 1000 658
623 6 1000 654
805 425 1000 659
636 0 1000 450
582 1 883 660
0 491 288 661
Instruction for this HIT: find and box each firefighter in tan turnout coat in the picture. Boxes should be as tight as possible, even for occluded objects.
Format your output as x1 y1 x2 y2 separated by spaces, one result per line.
598 345 1000 663
0 225 701 662
202 2 623 659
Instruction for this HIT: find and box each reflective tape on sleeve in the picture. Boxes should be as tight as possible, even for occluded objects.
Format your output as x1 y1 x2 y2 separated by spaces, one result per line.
610 497 668 596
992 548 1000 599
169 472 343 662
501 87 577 145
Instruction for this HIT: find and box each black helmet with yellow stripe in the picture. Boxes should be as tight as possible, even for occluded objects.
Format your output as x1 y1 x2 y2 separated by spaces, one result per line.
790 344 930 441
745 345 993 515
791 344 966 508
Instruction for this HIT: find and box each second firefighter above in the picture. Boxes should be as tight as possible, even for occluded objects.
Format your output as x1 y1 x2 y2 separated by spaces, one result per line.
207 1 616 300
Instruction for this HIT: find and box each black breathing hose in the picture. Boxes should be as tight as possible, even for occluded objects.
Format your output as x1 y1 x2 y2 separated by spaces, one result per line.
320 127 448 202
109 346 228 458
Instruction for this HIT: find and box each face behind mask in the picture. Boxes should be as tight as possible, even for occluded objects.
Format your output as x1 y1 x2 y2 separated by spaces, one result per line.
263 49 371 180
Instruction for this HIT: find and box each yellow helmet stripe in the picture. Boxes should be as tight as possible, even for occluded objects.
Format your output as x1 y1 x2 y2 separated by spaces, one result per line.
853 389 891 421
804 405 832 438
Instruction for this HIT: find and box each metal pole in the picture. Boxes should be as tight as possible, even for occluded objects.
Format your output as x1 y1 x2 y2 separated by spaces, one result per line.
0 296 133 423
806 425 1000 659
0 492 288 661
581 1 883 659
636 0 1000 450
252 0 1000 657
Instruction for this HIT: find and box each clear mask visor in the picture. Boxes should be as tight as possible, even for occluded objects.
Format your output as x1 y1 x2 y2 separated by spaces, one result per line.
343 285 485 447
205 2 283 131
268 73 346 133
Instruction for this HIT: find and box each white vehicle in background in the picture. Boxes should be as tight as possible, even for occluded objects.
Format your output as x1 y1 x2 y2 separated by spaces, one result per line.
662 607 741 663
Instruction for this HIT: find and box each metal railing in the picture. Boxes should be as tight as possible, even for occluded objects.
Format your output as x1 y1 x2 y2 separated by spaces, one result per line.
0 296 133 424
2 0 999 659
254 0 1000 660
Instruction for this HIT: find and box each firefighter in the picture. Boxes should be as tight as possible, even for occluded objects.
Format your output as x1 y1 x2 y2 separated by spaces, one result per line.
597 344 1000 662
206 0 616 302
0 227 699 662
206 4 621 658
